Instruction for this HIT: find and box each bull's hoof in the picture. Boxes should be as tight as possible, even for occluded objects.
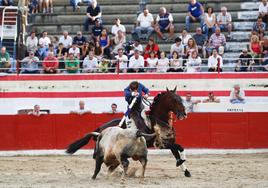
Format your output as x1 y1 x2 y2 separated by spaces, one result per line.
176 159 185 167
184 169 191 177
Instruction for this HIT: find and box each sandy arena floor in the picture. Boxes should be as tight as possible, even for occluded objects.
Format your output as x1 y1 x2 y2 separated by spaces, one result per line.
0 153 268 188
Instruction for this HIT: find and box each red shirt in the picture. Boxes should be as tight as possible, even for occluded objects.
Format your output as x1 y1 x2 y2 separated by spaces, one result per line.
42 56 59 68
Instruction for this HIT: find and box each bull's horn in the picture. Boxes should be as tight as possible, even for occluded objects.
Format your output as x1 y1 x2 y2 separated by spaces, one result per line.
89 132 100 136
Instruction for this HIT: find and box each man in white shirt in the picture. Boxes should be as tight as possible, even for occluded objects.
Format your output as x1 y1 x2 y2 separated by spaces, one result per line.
26 31 38 55
208 49 223 72
114 48 128 73
134 7 154 40
59 31 73 49
111 18 126 37
128 49 144 72
229 84 245 104
39 31 51 47
259 0 268 24
82 51 99 73
183 93 201 113
217 6 232 38
70 100 92 115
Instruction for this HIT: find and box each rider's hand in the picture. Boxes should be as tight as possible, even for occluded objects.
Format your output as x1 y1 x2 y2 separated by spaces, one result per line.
131 92 139 97
144 94 149 99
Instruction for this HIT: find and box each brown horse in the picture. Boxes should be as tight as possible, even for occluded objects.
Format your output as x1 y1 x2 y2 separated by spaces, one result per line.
66 87 191 177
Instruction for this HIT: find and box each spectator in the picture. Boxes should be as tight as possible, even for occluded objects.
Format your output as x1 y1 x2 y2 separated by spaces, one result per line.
0 47 11 72
46 44 57 57
259 0 268 25
99 28 111 59
252 16 266 40
84 0 102 32
98 57 110 73
168 51 184 72
217 6 232 38
39 0 53 13
73 31 87 50
183 92 201 113
68 43 80 59
185 0 204 32
111 18 126 37
70 100 92 115
207 49 223 72
203 92 220 103
81 41 93 60
70 0 82 12
134 7 154 41
186 38 198 57
186 50 201 72
112 30 126 55
180 29 192 46
114 48 128 73
82 51 99 73
56 43 68 69
1 0 13 6
249 34 263 61
39 31 51 47
147 51 158 72
156 51 169 73
170 37 185 57
28 105 42 116
207 27 226 56
42 51 59 74
193 27 207 58
20 51 40 74
91 18 103 42
262 54 268 71
26 31 38 56
59 31 73 49
94 41 103 59
65 53 80 74
51 36 59 49
128 39 143 56
108 103 120 114
28 0 39 14
203 6 216 39
128 49 145 73
143 38 159 63
155 7 175 40
230 84 245 104
235 49 254 72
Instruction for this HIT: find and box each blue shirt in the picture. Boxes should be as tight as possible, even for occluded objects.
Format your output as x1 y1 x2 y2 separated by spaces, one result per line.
124 83 149 104
188 2 203 17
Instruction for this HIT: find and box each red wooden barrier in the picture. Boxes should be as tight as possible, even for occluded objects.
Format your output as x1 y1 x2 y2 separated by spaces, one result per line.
0 113 267 150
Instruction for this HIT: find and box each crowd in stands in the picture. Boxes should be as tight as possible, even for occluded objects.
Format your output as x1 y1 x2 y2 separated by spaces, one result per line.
2 0 268 73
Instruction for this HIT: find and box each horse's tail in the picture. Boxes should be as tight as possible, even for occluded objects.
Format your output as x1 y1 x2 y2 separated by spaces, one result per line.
66 132 100 154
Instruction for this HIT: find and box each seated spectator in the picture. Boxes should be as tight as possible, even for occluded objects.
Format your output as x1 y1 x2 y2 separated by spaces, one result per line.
38 31 51 59
1 0 13 6
81 41 94 60
192 27 207 58
70 0 82 12
59 31 73 49
99 28 111 59
217 6 232 38
84 0 102 32
128 39 143 57
20 51 40 74
186 50 201 72
0 47 11 73
128 49 145 73
207 27 226 56
155 7 175 40
56 43 68 69
112 30 126 55
207 49 223 72
70 100 92 115
26 31 38 56
147 51 158 72
203 6 216 39
91 18 103 42
235 49 254 72
170 37 185 57
46 44 57 57
186 38 198 57
203 92 220 103
180 29 192 46
28 105 42 116
98 57 110 73
249 34 263 60
73 31 87 50
68 43 80 59
94 41 103 59
253 16 266 40
183 92 201 113
42 51 59 74
39 0 53 13
111 18 126 37
134 7 154 41
156 51 169 73
185 0 204 32
168 51 184 72
114 48 128 73
28 0 39 14
230 84 245 104
65 53 80 74
82 51 99 73
143 38 159 64
259 0 268 25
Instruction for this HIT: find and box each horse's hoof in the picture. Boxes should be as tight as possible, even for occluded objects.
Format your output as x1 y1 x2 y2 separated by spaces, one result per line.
176 159 185 167
184 169 191 177
91 175 96 180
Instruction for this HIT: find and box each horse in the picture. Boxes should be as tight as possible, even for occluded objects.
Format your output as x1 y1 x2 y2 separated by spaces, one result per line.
66 87 191 177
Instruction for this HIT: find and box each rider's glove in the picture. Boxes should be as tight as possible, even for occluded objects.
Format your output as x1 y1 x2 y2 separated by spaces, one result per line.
144 94 149 99
131 92 139 97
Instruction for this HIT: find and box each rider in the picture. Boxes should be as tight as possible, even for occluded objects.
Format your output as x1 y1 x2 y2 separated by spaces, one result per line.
124 81 150 132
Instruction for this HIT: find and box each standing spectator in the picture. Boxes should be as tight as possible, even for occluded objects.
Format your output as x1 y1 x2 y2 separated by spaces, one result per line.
168 51 184 72
143 38 159 62
91 18 103 42
134 7 154 41
0 47 11 72
207 27 226 56
68 43 80 59
70 0 82 12
207 49 223 72
112 30 126 55
203 92 220 103
156 51 169 73
203 6 216 39
235 49 254 72
114 48 128 73
111 18 126 37
180 29 192 46
155 7 175 40
147 51 158 72
20 51 40 74
186 38 198 57
73 31 87 50
252 16 266 40
82 51 99 73
183 92 201 113
42 51 59 74
28 105 42 116
128 49 145 73
84 0 102 32
65 53 80 74
26 31 38 56
186 50 201 72
59 31 73 49
217 6 232 38
259 0 268 25
170 37 185 57
70 100 92 115
108 103 120 114
99 28 111 59
230 85 245 104
193 27 207 58
185 0 204 32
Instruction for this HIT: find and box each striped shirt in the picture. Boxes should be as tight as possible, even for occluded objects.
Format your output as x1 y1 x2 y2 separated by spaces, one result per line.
209 33 226 48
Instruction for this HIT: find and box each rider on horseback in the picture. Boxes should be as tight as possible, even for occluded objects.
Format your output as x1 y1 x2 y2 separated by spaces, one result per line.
124 81 150 132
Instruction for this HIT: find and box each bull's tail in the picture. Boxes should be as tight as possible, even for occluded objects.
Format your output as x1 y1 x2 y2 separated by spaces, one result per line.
66 132 100 154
